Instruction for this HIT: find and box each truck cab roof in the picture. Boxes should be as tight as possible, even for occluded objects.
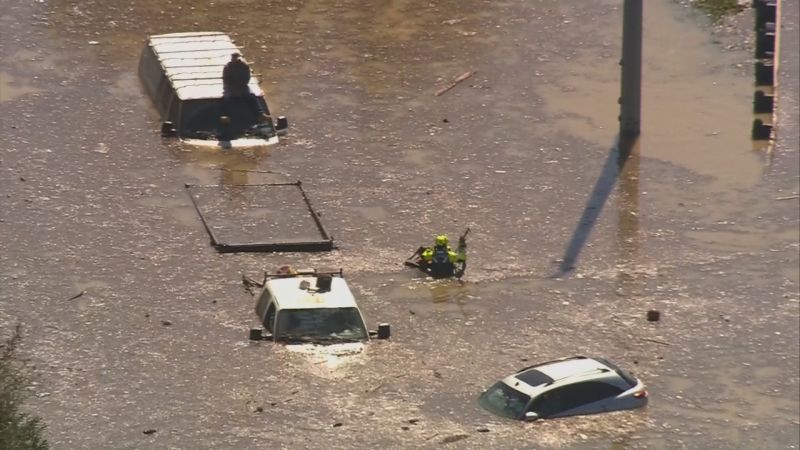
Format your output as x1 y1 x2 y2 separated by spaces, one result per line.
265 276 358 310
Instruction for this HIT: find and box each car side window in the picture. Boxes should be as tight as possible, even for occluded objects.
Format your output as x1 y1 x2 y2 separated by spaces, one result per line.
264 303 276 332
530 382 623 417
529 387 567 417
580 382 624 404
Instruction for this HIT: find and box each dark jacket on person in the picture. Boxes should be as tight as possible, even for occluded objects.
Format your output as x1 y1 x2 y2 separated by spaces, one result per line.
223 58 251 95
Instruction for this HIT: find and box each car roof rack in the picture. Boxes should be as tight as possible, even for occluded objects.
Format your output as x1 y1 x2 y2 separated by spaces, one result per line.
547 368 610 385
515 356 588 374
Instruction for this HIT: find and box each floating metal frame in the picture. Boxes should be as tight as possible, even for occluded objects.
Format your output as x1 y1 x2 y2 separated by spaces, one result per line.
185 181 334 253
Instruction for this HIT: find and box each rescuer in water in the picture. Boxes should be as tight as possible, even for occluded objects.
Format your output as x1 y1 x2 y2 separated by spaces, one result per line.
406 229 468 279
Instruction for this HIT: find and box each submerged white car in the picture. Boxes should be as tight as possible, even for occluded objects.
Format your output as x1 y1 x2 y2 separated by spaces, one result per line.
478 356 647 421
249 270 389 344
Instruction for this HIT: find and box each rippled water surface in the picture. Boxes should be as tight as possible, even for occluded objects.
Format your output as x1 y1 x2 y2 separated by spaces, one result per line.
1 0 798 448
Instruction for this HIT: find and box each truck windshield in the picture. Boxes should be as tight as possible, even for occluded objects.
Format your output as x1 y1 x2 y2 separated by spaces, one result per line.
275 307 368 343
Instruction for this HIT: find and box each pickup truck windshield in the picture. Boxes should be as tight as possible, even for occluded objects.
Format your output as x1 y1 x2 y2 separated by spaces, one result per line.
275 307 368 343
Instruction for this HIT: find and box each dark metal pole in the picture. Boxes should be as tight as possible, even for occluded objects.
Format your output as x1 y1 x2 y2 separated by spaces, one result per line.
619 0 643 137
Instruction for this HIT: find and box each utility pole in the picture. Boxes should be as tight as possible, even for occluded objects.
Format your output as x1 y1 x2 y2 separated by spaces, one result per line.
619 0 643 137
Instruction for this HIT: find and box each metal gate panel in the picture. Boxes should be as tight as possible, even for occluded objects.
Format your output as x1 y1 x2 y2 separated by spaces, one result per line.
186 182 334 252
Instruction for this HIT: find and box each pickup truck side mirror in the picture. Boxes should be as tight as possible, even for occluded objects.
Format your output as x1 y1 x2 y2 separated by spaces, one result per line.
161 121 176 137
249 328 273 341
369 323 391 340
523 411 540 422
275 116 289 136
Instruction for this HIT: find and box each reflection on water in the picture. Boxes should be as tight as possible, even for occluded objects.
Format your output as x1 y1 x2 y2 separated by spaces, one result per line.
284 343 366 373
428 280 469 306
616 137 641 296
169 144 289 214
537 0 763 189
0 72 41 102
170 143 283 186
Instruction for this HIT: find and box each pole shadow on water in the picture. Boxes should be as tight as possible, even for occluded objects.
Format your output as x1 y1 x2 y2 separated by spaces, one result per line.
552 135 639 278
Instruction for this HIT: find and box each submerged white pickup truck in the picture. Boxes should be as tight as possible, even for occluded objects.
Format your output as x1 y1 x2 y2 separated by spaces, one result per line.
139 31 288 148
249 269 390 345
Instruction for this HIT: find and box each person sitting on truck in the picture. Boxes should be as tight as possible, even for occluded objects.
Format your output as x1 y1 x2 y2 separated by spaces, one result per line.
220 52 270 131
419 235 467 278
223 52 251 97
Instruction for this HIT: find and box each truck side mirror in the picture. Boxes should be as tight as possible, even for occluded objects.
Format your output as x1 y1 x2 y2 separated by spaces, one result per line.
276 116 289 135
377 323 391 339
161 121 176 137
249 328 263 341
369 323 391 339
249 328 272 341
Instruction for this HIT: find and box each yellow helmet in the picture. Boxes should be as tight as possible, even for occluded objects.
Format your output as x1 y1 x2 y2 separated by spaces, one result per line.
435 235 449 246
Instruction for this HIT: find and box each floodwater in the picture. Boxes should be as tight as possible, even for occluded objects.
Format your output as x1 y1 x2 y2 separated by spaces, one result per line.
1 0 798 449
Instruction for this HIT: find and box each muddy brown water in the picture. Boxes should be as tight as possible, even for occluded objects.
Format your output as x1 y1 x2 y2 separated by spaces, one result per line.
1 0 798 449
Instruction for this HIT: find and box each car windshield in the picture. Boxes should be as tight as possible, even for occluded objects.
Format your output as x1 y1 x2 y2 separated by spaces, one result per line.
275 307 368 343
478 381 531 419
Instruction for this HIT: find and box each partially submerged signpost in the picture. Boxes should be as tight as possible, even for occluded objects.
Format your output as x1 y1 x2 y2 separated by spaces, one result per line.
186 182 334 252
619 0 643 138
